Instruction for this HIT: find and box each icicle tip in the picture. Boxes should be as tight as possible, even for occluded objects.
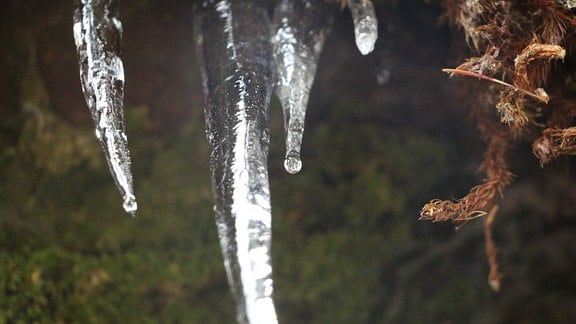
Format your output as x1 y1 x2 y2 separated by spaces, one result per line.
123 194 137 216
347 0 378 55
284 151 302 174
355 31 377 55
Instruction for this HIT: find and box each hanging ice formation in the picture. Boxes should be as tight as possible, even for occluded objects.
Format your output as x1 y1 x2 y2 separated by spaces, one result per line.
193 1 377 322
73 0 137 215
194 1 277 323
272 0 340 174
74 0 377 322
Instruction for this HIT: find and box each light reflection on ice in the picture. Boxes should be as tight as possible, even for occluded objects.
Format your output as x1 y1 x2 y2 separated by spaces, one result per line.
347 0 378 55
272 0 340 175
73 0 137 215
74 0 381 321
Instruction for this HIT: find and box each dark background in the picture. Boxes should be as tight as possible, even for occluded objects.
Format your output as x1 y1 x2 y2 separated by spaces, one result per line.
1 0 576 322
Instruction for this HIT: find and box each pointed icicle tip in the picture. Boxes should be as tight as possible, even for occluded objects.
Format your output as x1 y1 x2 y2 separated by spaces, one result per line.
347 0 378 55
74 0 137 216
123 194 137 216
284 150 302 174
273 0 339 177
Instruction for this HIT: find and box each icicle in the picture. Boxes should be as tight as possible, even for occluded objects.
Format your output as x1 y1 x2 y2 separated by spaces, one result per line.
194 1 277 323
272 0 340 174
73 0 137 215
347 0 378 55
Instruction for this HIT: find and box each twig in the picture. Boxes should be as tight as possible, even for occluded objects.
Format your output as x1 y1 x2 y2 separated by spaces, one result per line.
442 68 549 103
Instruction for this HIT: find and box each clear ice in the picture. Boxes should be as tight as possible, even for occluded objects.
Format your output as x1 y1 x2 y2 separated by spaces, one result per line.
194 1 380 322
195 1 277 323
272 0 340 174
73 0 137 215
72 0 381 321
347 0 378 55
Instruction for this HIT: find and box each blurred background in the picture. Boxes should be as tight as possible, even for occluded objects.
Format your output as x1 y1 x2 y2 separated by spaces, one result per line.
1 0 576 322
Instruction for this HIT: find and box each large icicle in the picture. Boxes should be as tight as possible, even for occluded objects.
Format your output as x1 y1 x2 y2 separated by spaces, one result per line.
272 0 340 174
73 0 137 215
194 1 277 323
347 0 378 55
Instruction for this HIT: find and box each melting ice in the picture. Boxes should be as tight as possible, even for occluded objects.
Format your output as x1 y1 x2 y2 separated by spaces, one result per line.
272 0 340 174
73 0 137 215
195 0 378 323
195 1 277 323
75 0 379 322
195 0 377 323
347 0 378 55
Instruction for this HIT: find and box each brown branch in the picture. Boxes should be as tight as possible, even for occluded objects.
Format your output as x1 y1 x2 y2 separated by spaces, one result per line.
442 68 550 104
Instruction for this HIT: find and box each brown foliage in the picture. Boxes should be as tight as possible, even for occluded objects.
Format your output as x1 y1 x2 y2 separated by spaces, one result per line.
422 0 576 291
420 95 513 223
533 127 576 165
422 0 576 222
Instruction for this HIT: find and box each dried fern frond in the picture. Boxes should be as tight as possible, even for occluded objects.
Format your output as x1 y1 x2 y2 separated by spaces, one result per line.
532 0 573 46
421 107 513 223
425 0 576 294
441 0 570 132
427 2 575 214
496 89 530 128
442 0 512 50
533 127 576 165
514 41 566 91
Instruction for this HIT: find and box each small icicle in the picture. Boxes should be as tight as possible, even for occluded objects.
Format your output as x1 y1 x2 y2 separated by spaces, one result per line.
347 0 378 55
272 0 340 174
73 0 137 215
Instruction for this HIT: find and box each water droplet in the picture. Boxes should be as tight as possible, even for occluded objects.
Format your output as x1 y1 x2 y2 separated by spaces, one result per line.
123 195 137 216
273 1 337 177
347 0 378 55
356 31 376 55
284 151 302 174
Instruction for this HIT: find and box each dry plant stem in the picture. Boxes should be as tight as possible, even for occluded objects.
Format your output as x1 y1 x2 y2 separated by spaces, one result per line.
442 68 549 103
484 204 502 292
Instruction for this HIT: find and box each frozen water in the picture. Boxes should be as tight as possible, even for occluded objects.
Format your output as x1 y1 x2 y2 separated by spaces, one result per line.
195 1 379 321
73 0 137 215
272 0 340 174
195 1 277 323
347 0 378 55
73 0 381 320
284 150 302 174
